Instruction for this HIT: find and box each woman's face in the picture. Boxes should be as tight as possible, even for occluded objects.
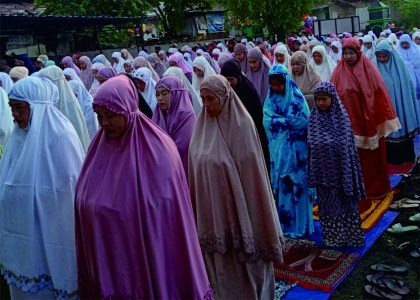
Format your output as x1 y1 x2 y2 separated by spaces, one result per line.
313 52 323 65
275 53 285 64
124 64 132 74
134 78 146 92
158 52 165 61
376 53 390 63
112 57 119 64
248 58 260 72
156 86 170 111
9 99 30 128
92 69 99 76
331 45 339 53
364 42 372 49
79 61 87 70
193 66 204 78
94 105 127 139
400 41 410 49
235 52 245 61
343 48 358 66
62 62 69 69
269 78 285 94
225 76 239 89
35 61 43 70
315 93 332 111
96 74 107 84
64 75 71 81
415 37 420 46
292 61 305 76
169 61 178 67
201 88 221 117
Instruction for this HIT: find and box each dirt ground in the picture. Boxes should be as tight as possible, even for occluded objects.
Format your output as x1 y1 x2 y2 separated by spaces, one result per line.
331 163 420 300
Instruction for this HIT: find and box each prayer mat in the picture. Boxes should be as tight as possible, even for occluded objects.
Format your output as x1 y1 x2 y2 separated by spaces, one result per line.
387 162 415 176
273 239 360 292
282 211 398 300
313 191 394 232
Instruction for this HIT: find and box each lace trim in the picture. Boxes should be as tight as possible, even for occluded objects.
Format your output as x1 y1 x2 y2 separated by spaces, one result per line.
203 285 214 300
1 265 77 299
354 118 401 150
199 233 284 263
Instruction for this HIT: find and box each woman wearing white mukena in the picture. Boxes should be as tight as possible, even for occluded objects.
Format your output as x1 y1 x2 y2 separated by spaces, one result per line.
0 76 84 299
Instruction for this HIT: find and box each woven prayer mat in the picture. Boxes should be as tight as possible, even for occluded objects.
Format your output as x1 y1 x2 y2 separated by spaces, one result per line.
313 191 394 232
274 239 360 293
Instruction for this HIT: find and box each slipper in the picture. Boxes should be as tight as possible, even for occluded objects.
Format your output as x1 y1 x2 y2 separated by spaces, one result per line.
400 198 420 204
387 223 418 234
364 285 402 300
366 274 410 295
397 242 420 259
370 263 408 274
409 213 420 222
390 199 419 209
410 248 420 258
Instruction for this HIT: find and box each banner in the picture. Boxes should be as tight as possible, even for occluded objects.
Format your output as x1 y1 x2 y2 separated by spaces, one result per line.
206 13 224 33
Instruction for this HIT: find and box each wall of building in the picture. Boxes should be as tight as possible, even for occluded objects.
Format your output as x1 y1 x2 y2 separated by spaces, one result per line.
329 3 355 19
356 7 370 30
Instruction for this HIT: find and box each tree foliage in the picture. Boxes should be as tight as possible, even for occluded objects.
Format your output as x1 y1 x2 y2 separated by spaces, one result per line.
145 0 213 36
383 0 420 29
34 0 146 17
222 0 315 39
34 0 214 37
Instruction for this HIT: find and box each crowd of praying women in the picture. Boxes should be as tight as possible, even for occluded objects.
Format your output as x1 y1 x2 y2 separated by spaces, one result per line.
0 28 419 300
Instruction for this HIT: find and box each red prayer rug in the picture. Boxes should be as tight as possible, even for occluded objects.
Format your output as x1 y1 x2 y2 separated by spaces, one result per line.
387 162 415 176
273 239 360 292
313 191 394 232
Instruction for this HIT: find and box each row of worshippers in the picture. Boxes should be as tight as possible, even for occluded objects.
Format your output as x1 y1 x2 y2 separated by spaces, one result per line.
1 33 419 299
2 28 418 108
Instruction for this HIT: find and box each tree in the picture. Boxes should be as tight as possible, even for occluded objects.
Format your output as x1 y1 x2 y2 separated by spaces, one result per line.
34 0 147 17
145 0 213 37
34 0 214 38
221 0 315 39
383 0 420 30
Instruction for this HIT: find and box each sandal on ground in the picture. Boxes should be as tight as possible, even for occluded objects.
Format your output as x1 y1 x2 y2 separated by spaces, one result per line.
409 213 420 222
370 263 408 274
390 199 419 209
410 248 420 258
366 274 410 295
387 223 418 234
364 285 402 300
397 242 420 259
400 198 420 204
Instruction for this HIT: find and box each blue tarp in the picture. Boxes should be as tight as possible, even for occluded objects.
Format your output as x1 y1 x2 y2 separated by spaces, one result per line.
206 13 224 33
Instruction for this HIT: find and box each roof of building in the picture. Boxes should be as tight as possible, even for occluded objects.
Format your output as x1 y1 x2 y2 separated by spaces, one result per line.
0 1 44 16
